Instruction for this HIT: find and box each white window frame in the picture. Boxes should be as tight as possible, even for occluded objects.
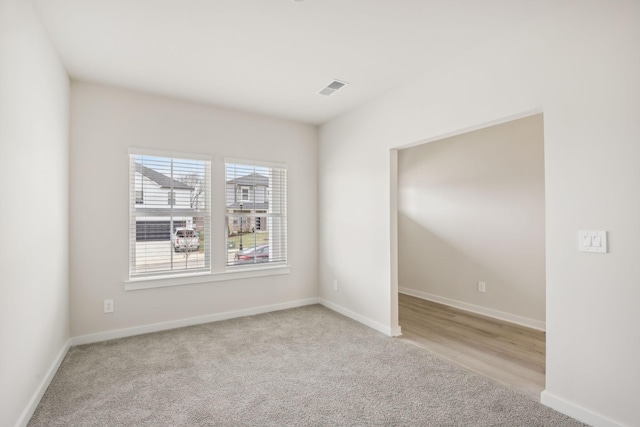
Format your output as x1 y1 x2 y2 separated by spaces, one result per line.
124 152 290 291
127 148 212 282
224 158 288 271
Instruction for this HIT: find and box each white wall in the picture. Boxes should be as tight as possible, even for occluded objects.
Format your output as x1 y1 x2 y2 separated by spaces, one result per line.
319 2 640 426
398 115 546 328
0 0 70 425
70 82 318 337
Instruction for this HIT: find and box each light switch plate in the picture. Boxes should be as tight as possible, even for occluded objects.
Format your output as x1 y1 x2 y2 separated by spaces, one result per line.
578 230 607 253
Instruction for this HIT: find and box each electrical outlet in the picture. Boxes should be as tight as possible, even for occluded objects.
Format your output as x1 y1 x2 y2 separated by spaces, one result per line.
104 299 114 313
478 281 486 293
333 279 338 291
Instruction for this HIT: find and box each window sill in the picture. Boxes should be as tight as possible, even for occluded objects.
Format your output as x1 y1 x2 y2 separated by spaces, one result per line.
124 264 290 291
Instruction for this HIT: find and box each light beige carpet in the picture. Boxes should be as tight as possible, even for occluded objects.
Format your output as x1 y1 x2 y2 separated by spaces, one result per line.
29 305 585 426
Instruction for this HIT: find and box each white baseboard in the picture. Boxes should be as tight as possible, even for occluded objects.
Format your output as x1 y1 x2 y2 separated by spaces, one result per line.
71 298 320 346
16 339 71 427
541 390 623 427
399 287 546 331
318 298 399 337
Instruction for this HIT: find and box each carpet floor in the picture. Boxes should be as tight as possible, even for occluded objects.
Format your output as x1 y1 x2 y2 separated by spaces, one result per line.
29 305 585 426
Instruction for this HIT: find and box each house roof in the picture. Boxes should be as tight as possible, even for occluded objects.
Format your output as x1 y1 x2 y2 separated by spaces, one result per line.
226 172 268 187
135 163 193 190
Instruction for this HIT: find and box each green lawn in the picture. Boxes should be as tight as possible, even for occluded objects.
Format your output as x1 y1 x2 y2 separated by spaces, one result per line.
227 232 269 249
194 232 268 253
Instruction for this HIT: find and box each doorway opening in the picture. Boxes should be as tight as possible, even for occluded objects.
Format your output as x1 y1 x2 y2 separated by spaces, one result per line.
391 113 546 400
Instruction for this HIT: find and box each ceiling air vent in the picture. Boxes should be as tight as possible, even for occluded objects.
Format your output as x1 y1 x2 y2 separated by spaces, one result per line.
319 79 349 96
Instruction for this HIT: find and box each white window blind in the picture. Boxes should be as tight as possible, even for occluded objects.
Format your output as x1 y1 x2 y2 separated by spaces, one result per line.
225 162 287 267
130 154 211 278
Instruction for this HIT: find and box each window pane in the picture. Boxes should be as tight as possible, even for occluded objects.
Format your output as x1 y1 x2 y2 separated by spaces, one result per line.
225 162 286 267
130 154 210 278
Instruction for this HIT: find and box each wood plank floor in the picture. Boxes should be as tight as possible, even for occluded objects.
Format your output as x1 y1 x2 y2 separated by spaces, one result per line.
397 293 545 401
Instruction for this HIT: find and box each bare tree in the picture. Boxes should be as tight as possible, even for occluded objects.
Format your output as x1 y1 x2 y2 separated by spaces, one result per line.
179 173 204 210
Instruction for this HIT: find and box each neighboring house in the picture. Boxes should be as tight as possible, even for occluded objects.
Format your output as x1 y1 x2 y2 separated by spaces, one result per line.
226 172 269 233
134 163 196 241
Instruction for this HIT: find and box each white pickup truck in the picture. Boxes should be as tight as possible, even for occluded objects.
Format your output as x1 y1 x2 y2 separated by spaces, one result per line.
172 228 200 252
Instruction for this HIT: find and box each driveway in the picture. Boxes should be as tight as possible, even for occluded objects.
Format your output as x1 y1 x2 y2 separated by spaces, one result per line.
135 240 206 272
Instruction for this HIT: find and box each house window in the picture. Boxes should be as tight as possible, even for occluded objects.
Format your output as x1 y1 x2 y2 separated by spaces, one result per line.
225 161 287 267
130 153 211 278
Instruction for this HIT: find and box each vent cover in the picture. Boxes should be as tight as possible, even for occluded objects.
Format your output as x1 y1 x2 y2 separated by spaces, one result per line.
319 79 349 96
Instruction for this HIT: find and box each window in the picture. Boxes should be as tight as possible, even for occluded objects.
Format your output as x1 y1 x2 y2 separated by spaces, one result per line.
255 216 264 231
130 153 211 278
225 161 287 267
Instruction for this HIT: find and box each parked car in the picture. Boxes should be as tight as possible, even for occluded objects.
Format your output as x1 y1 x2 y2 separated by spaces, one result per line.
172 228 199 252
234 244 269 264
